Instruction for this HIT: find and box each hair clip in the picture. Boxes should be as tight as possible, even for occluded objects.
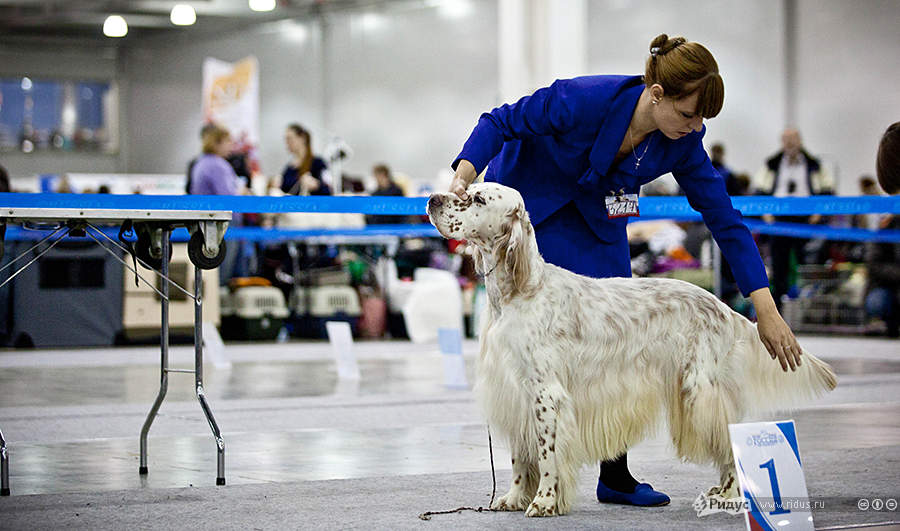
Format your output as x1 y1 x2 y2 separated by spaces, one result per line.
650 47 660 57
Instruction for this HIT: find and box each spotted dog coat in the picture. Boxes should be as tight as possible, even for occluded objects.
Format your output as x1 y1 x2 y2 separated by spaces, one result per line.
427 182 837 517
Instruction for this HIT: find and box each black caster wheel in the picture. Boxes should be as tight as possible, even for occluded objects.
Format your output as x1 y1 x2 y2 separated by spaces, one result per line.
136 231 170 271
188 230 226 270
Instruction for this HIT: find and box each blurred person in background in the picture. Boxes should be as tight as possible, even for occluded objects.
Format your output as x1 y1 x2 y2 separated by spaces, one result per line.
754 128 834 310
853 176 882 230
709 142 739 195
366 163 405 225
863 123 900 336
189 124 245 284
877 121 899 195
865 210 900 338
279 123 331 195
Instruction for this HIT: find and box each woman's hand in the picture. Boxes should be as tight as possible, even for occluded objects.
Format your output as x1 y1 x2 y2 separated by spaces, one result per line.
450 159 477 200
750 287 802 371
300 173 320 193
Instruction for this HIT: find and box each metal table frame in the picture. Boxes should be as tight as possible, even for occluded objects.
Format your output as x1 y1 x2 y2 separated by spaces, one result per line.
0 207 231 495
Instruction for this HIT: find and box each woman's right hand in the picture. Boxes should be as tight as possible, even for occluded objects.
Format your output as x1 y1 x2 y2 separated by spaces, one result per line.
450 159 477 200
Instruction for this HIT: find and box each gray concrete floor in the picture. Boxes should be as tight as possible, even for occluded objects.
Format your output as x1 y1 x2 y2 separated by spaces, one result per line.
0 336 898 530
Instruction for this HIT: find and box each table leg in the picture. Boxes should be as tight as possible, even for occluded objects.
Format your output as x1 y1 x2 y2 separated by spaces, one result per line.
1 427 9 495
194 265 225 485
139 230 170 475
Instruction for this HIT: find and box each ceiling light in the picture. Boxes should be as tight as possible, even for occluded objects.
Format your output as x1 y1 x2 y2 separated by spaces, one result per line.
170 4 197 26
433 0 473 19
249 0 276 12
103 15 128 37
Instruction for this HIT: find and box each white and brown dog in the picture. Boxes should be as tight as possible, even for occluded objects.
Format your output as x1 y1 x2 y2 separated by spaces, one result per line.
427 182 836 517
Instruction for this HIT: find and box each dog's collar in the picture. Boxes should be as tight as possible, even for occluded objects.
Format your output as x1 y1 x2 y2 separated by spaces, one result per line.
483 262 498 278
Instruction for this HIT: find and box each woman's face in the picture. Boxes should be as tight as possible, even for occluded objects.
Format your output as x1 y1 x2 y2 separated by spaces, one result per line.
285 129 307 158
215 135 232 158
652 89 705 140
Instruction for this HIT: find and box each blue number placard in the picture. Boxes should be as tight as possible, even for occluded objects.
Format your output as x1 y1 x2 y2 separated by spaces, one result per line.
729 420 815 530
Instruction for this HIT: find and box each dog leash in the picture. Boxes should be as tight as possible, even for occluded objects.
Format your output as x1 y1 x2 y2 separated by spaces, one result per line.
417 427 499 521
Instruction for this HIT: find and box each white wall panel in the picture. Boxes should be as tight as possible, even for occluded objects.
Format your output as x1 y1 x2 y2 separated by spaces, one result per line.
794 0 900 194
323 1 498 192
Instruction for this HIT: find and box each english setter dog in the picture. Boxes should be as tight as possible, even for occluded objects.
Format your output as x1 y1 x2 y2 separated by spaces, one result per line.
427 182 837 517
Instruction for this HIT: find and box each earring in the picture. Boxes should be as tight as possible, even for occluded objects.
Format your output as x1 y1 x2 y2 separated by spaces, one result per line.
652 100 659 105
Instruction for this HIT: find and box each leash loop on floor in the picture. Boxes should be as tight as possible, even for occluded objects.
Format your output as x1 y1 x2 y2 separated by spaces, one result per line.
418 427 499 521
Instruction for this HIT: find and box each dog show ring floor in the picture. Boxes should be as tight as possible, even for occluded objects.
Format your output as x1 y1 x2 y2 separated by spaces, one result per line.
0 336 898 530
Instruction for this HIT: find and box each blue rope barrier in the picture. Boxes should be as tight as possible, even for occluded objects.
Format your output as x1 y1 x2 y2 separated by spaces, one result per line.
3 224 441 243
5 221 900 243
2 192 899 216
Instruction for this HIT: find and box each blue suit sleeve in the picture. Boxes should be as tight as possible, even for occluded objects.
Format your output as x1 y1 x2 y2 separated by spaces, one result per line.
673 131 769 297
452 78 599 174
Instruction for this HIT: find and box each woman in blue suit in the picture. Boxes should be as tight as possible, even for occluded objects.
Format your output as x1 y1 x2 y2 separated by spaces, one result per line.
449 34 803 506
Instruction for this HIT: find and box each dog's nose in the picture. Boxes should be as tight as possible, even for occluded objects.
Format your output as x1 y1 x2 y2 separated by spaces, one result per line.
428 195 443 209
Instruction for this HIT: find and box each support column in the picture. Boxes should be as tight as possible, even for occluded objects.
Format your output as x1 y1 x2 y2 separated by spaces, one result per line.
783 0 797 126
498 0 587 103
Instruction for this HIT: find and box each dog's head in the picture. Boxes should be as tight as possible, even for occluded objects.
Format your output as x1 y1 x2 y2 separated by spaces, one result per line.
426 182 527 244
428 183 537 295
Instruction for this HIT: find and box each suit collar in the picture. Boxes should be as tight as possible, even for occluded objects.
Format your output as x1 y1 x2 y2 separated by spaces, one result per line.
589 77 646 177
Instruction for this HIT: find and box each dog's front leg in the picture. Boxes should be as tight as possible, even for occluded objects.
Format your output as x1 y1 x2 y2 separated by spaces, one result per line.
491 446 537 511
526 386 562 517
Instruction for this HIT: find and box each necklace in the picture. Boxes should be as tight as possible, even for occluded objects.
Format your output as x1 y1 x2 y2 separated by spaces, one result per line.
628 127 652 170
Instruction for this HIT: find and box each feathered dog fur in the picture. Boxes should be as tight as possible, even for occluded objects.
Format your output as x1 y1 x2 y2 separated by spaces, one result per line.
427 183 837 517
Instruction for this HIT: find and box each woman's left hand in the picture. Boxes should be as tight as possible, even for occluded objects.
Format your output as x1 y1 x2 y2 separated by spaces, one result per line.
750 287 802 372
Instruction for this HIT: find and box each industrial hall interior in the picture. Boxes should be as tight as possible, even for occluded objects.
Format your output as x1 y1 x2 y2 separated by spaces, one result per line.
0 0 898 530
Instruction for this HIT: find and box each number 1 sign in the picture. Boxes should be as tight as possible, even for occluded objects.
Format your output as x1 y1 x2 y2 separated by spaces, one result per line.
729 420 815 531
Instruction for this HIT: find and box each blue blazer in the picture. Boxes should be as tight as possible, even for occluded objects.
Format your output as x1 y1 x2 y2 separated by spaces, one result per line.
452 74 768 296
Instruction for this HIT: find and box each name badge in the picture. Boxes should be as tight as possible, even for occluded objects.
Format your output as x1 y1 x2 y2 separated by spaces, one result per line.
605 193 640 218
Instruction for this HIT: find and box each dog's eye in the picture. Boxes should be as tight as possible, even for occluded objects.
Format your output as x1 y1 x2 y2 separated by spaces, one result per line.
473 195 486 205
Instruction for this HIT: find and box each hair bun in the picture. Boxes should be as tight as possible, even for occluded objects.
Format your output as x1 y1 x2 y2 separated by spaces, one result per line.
650 34 686 56
650 34 669 51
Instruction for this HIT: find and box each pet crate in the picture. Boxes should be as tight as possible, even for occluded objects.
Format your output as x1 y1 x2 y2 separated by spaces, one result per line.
289 285 361 338
781 265 866 333
220 285 289 340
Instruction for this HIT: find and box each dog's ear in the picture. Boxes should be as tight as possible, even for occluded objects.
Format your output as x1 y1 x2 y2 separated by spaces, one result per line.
470 244 486 275
498 204 533 295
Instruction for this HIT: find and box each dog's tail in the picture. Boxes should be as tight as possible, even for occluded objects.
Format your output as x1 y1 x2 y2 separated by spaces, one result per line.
736 318 837 414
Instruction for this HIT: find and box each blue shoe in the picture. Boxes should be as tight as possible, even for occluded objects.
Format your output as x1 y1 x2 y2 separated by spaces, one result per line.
596 478 671 507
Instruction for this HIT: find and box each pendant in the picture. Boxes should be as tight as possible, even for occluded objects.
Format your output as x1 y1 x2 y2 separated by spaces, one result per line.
635 161 641 169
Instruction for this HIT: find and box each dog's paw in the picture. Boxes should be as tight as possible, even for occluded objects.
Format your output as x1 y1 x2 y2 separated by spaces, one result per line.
525 497 558 517
705 484 740 501
491 490 529 511
525 487 559 517
705 485 722 497
707 473 739 500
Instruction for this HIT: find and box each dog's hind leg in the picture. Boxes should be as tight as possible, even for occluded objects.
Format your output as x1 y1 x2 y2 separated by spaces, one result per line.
491 446 538 511
669 360 744 500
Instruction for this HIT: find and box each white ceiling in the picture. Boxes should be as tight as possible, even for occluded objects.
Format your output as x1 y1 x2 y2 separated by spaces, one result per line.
0 0 387 43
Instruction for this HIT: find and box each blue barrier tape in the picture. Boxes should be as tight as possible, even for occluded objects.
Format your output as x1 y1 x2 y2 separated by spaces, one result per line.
3 224 441 243
0 192 423 215
743 220 900 243
1 192 899 216
5 221 899 243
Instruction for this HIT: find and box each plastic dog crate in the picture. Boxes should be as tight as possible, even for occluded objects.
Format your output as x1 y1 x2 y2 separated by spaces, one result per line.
290 285 361 338
220 285 289 340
